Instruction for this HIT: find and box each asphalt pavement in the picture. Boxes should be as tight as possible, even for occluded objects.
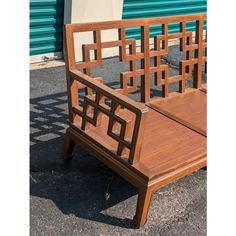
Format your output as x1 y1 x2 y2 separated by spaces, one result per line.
30 47 206 236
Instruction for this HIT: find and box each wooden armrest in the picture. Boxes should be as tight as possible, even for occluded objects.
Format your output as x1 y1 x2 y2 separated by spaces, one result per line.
68 69 149 164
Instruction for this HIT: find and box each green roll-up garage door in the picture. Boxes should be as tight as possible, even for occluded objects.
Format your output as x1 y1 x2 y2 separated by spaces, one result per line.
122 0 207 38
30 0 64 56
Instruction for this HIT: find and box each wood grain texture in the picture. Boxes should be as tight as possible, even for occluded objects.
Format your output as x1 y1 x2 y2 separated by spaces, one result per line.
62 13 207 228
148 89 206 136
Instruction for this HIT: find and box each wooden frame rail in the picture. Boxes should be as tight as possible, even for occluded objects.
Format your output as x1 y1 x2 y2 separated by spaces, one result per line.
62 13 207 228
68 69 148 164
64 13 207 102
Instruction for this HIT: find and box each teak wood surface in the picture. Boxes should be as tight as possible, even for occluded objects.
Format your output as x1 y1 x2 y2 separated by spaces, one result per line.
62 13 207 228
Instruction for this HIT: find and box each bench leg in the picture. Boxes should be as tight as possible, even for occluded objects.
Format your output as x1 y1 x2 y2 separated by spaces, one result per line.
133 187 153 228
62 128 75 163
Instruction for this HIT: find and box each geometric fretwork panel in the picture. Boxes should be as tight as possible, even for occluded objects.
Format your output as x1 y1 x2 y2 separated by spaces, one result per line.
64 13 206 163
70 14 207 102
71 78 137 160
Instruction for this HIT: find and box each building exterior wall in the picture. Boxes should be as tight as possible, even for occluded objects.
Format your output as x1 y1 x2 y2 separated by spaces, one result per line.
30 0 64 62
30 0 206 63
123 0 207 38
64 0 124 62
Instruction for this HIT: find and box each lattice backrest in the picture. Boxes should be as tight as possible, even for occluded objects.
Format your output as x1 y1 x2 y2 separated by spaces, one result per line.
64 13 207 103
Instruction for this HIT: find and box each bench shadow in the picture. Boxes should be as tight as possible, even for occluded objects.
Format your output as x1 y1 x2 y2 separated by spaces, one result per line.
30 91 138 229
30 58 207 229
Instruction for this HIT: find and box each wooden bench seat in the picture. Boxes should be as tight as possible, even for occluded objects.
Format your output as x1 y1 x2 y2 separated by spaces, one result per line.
62 13 207 228
71 107 206 181
148 88 206 136
135 107 206 180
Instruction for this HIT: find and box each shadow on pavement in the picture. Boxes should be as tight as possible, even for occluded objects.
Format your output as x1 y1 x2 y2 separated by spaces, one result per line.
30 90 138 228
30 55 207 231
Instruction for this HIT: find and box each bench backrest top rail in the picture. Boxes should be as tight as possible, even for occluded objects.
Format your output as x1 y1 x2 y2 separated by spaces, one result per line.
65 13 206 32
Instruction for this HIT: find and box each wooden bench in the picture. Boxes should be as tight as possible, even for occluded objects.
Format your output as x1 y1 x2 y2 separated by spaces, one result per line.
62 13 207 228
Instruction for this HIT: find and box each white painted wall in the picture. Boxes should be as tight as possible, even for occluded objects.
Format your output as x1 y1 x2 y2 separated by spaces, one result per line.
64 0 124 62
